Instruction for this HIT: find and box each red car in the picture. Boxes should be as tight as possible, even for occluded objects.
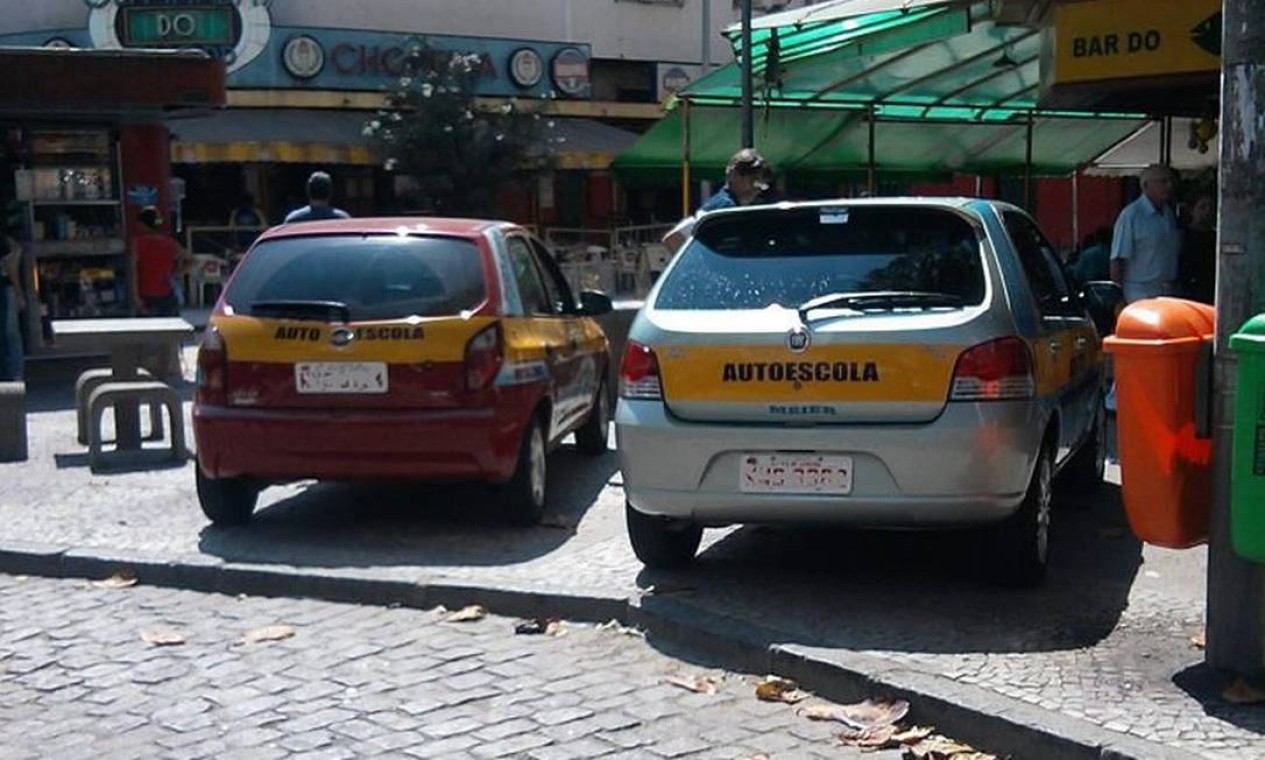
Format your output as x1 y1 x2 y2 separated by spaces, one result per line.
193 218 612 526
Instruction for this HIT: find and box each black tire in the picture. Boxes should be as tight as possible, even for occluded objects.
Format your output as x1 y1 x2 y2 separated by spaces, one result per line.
501 417 548 526
626 501 702 569
574 380 610 456
196 467 258 526
1063 400 1106 492
991 445 1053 588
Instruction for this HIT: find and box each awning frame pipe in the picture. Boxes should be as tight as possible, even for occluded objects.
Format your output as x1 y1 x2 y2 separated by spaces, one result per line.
681 98 692 216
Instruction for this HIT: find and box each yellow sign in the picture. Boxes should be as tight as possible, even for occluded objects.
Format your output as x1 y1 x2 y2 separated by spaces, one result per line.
1050 0 1221 84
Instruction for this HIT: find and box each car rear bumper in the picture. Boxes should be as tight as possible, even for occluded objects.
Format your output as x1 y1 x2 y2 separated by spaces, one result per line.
194 402 531 482
615 398 1044 527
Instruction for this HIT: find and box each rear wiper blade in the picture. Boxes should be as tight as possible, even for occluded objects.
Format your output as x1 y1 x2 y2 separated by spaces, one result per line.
249 299 351 323
798 291 964 323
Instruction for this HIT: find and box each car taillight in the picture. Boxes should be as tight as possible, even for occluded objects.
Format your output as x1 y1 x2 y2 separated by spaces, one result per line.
196 326 228 406
465 324 503 391
620 341 662 400
949 337 1034 401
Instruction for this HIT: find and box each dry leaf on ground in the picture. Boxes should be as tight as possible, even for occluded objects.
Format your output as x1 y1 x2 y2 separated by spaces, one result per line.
1223 677 1265 705
801 697 909 730
665 675 719 695
891 726 935 744
513 618 567 637
834 724 898 748
445 605 487 623
140 630 186 647
1191 630 1207 649
902 735 978 758
91 571 138 589
736 755 772 760
240 625 296 644
596 619 645 638
755 677 810 704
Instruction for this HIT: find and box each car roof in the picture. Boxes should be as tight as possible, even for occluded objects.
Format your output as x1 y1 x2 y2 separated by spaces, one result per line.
706 196 985 214
255 216 518 244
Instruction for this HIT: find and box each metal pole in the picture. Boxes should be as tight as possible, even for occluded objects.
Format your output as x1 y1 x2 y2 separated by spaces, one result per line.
867 106 877 196
1071 168 1080 248
702 0 712 73
1207 0 1265 678
1024 112 1034 210
741 0 754 149
681 100 692 217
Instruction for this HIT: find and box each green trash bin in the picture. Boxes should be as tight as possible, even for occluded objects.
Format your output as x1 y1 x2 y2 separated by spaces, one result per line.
1230 314 1265 561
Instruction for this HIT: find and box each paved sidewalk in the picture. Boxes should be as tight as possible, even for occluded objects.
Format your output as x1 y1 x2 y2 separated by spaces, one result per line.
0 349 1261 759
0 573 918 760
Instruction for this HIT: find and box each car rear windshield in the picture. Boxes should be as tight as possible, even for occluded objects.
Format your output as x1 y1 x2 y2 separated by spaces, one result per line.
655 206 986 310
224 234 487 320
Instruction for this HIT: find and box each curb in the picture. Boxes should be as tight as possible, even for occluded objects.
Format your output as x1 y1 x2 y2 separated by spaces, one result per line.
0 539 1203 760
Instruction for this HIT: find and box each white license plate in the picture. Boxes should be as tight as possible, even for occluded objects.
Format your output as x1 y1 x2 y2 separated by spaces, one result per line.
740 453 853 495
295 362 388 394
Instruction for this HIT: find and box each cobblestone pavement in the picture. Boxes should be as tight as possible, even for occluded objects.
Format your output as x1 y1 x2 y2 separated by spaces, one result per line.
0 573 923 760
1 352 1262 759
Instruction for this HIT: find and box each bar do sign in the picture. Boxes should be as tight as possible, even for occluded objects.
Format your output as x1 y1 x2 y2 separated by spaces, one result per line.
1050 0 1221 85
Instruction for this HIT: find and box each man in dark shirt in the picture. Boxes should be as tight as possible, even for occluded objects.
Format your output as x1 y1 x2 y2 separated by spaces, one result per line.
663 148 773 253
283 171 351 224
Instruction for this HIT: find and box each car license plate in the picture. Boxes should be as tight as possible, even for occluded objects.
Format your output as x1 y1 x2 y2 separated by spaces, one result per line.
295 362 388 394
740 453 853 495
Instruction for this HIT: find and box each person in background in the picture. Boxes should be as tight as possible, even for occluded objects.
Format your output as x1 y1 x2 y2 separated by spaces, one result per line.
283 171 351 224
228 192 267 253
1110 164 1182 303
662 148 773 253
130 206 190 318
1179 191 1216 304
1073 226 1112 285
0 224 25 381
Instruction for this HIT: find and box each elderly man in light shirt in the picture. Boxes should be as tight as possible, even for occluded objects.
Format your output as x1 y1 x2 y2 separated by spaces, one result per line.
1110 163 1182 303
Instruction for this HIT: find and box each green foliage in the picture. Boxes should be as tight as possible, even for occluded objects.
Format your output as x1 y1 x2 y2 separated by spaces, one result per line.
366 38 556 217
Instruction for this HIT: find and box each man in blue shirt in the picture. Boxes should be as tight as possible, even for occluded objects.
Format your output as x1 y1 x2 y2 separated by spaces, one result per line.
283 171 351 224
663 148 772 252
1110 164 1181 303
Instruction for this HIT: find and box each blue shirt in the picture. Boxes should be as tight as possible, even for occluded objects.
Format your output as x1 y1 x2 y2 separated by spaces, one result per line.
1110 195 1181 284
697 187 739 213
284 204 351 224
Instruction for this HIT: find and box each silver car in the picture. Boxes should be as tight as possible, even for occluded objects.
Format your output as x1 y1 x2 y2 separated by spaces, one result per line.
616 198 1115 585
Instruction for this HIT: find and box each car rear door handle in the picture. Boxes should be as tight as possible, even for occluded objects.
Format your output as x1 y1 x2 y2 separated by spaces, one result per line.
1048 340 1062 354
1074 336 1089 350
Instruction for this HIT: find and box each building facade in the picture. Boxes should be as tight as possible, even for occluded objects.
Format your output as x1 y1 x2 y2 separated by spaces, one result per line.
0 0 823 231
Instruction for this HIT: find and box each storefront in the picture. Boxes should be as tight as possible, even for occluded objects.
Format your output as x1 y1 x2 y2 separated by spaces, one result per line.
0 1 642 232
0 47 225 355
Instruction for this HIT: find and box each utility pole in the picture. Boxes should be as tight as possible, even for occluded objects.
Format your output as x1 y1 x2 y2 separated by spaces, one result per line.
1207 0 1265 678
740 0 754 148
702 0 712 74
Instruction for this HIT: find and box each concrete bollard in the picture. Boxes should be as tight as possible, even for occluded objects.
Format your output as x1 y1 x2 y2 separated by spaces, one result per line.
0 382 28 463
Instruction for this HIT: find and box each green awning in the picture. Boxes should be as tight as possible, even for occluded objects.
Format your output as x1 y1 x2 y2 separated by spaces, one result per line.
613 0 1147 182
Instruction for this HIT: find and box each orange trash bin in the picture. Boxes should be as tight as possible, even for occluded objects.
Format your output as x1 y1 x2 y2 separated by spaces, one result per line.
1102 298 1214 549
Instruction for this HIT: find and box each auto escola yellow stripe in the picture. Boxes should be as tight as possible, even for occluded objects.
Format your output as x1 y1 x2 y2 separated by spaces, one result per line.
212 314 500 363
657 344 964 403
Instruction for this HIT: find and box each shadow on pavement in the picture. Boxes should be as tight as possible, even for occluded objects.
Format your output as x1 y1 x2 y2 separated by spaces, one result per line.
1173 663 1265 736
197 445 620 569
635 479 1141 656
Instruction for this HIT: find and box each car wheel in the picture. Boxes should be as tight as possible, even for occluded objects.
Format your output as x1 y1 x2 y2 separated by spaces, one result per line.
574 380 610 456
626 501 702 569
196 467 259 526
501 417 548 526
1063 401 1106 492
991 445 1052 587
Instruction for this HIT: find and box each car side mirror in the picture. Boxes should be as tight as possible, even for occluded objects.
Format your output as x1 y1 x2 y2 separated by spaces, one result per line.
579 290 613 317
1080 280 1124 335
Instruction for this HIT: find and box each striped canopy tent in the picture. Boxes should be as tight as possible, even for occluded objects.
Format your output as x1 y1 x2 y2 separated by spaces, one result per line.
613 0 1148 191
